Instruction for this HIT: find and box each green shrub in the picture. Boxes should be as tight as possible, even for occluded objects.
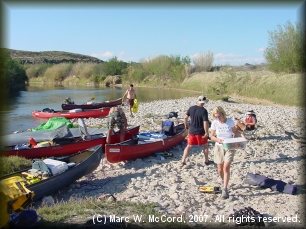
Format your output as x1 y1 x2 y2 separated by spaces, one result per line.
264 20 305 73
25 63 53 78
0 156 32 176
44 63 72 82
2 49 28 90
103 57 127 75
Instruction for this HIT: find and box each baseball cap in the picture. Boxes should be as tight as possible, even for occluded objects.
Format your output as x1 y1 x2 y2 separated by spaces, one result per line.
198 96 209 104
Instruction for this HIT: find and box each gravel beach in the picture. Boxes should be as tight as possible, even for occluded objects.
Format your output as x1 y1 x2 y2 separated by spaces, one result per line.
43 97 306 228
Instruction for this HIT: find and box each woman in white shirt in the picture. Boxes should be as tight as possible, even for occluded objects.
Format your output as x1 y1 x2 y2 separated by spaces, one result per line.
210 106 245 199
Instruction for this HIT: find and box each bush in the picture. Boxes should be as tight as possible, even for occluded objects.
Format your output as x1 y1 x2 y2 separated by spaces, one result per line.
264 21 305 73
103 57 128 75
1 49 28 90
25 63 53 78
44 63 72 82
0 156 32 176
192 51 214 72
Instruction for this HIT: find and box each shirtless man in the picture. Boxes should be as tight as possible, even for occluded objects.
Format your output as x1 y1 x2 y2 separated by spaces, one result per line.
122 84 137 117
106 106 128 144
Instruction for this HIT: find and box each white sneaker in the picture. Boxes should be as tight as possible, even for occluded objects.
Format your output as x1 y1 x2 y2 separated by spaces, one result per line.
221 188 229 199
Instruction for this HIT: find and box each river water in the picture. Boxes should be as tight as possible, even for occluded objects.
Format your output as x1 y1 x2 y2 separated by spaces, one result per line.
2 85 195 135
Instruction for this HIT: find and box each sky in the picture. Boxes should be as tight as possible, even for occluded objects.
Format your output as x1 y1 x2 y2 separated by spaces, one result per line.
2 1 304 66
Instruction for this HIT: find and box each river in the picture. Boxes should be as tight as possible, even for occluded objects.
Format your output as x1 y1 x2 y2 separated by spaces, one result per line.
2 85 195 135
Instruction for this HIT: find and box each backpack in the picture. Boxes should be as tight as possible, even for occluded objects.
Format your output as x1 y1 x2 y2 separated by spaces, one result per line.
161 121 175 136
167 111 178 119
42 108 55 113
32 159 51 176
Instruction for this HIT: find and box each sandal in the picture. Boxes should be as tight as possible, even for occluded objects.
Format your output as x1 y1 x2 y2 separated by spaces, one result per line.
180 162 186 167
204 160 214 166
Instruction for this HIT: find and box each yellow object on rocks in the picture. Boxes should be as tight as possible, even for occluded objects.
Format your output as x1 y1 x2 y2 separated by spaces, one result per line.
132 99 139 113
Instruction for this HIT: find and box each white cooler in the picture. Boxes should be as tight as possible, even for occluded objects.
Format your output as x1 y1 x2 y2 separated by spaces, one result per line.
222 137 248 150
43 159 68 175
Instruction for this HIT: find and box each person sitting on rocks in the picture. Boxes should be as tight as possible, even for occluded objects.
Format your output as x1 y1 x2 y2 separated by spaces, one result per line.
235 110 257 131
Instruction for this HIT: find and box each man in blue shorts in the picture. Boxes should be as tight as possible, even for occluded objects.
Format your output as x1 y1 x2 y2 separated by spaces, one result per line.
181 96 211 167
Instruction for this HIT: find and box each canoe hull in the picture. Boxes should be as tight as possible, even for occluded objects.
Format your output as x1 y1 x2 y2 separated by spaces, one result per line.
2 126 140 159
62 98 122 110
31 107 111 119
0 145 103 201
105 123 187 163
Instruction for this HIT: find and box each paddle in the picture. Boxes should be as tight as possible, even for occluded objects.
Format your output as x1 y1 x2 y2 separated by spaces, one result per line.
83 97 95 104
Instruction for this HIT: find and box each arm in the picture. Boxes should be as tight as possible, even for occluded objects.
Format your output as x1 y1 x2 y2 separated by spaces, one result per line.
203 121 209 138
210 129 223 144
184 114 189 130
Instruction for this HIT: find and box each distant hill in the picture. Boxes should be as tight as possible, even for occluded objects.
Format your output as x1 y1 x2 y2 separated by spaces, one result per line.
6 48 103 65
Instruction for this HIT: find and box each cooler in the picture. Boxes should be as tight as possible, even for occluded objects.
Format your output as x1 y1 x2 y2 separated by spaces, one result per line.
222 137 248 150
43 159 68 175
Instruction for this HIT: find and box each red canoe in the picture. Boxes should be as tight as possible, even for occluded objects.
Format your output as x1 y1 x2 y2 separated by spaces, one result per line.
31 107 111 119
105 123 187 163
61 98 122 110
2 126 140 159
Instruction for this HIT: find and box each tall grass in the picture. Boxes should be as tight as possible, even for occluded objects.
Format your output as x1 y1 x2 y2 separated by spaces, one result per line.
44 63 73 82
69 62 96 79
26 61 304 107
25 63 53 78
181 71 304 107
0 156 32 176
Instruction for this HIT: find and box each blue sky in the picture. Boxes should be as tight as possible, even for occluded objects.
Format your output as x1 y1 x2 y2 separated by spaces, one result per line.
2 1 304 66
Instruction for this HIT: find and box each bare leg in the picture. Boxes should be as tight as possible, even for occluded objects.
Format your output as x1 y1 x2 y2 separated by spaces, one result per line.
182 145 192 164
235 121 246 131
223 162 231 189
106 129 113 144
217 163 224 180
203 143 209 162
119 128 126 142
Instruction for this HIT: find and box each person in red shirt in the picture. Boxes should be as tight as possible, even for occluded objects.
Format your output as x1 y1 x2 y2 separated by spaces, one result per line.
235 110 257 131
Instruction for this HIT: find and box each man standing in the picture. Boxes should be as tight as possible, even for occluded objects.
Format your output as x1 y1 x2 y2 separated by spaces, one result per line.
106 106 128 144
122 84 137 117
181 96 211 166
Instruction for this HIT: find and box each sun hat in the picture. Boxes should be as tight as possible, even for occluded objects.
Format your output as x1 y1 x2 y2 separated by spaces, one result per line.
246 110 255 115
197 96 209 104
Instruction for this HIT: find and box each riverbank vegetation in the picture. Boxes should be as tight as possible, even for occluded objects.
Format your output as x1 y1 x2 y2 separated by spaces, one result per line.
2 20 304 107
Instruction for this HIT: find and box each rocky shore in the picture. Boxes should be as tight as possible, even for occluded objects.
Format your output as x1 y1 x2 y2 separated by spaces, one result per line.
42 97 306 227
